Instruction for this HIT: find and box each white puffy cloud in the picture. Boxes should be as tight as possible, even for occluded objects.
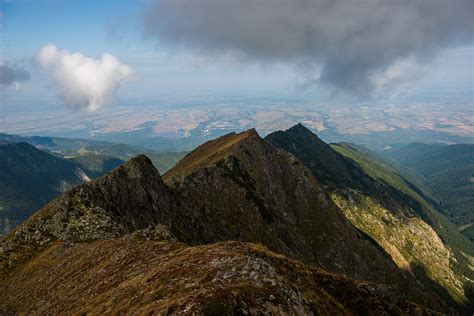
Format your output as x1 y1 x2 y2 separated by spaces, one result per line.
36 44 133 111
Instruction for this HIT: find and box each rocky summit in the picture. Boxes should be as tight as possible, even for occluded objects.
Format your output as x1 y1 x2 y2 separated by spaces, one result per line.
0 125 470 314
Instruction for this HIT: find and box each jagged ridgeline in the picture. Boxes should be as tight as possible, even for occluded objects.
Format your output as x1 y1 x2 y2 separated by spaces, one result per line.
0 125 472 314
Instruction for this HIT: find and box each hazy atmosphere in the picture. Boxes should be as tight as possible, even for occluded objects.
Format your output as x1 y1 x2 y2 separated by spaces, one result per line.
1 1 473 314
1 0 473 147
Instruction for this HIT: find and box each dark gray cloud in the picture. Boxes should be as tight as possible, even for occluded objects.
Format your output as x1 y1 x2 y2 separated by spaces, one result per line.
0 62 30 88
143 0 474 96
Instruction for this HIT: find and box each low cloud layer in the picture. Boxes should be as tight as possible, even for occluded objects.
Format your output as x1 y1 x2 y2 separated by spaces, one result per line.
36 44 133 111
144 0 473 96
0 62 30 91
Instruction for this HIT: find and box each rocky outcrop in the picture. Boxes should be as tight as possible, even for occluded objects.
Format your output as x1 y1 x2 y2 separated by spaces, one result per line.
1 155 174 246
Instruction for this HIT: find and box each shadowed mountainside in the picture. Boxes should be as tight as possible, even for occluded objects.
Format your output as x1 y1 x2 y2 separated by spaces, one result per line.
0 142 89 236
266 123 473 310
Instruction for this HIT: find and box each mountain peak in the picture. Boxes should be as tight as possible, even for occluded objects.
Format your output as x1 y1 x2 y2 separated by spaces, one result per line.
109 153 158 177
287 123 323 140
128 153 153 166
265 124 352 189
161 125 423 298
1 154 175 251
288 122 309 131
266 124 326 152
164 128 261 181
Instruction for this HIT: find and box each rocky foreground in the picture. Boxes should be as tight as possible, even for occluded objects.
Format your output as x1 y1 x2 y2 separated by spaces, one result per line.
1 228 433 315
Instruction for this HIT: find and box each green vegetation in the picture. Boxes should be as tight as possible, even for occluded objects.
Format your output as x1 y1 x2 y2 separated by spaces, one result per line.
266 124 473 307
69 154 123 177
0 132 187 174
146 152 187 174
0 142 82 237
332 143 474 285
384 143 474 240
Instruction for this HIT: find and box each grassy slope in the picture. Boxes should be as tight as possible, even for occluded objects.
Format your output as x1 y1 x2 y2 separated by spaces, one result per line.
0 236 431 315
385 143 474 235
0 133 187 174
265 126 470 306
331 143 474 282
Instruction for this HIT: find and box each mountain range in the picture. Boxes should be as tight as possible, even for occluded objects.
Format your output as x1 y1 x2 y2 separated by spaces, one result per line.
0 124 472 314
0 133 187 173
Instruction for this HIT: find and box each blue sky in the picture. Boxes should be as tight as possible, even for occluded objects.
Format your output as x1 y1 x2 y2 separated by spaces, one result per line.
1 0 142 58
1 0 473 115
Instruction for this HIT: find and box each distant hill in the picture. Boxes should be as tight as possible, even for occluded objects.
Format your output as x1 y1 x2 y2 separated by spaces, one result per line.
0 142 86 236
0 141 125 237
0 133 186 174
384 143 474 240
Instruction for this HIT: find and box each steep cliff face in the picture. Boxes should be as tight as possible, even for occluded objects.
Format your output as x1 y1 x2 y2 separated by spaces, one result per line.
265 123 472 308
331 191 465 303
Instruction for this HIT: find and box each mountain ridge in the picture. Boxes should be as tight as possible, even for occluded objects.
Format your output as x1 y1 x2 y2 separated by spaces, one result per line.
265 123 473 309
1 125 466 313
